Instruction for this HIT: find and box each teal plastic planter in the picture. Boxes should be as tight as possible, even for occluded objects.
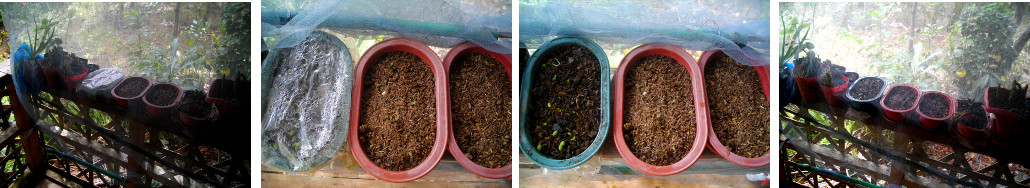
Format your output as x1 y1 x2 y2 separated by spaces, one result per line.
519 36 610 170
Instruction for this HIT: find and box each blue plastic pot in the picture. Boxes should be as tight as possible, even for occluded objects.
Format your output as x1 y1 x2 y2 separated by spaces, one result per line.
519 36 610 170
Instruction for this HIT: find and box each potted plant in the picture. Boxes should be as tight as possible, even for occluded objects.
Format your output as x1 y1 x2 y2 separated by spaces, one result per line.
518 36 610 170
27 18 61 90
845 76 887 112
700 50 771 168
58 50 89 92
819 64 849 105
954 98 993 145
793 51 828 102
915 91 955 131
178 89 216 128
348 38 448 182
443 42 512 179
613 44 708 176
110 76 152 109
983 81 1028 145
142 82 184 119
880 85 921 122
779 16 812 107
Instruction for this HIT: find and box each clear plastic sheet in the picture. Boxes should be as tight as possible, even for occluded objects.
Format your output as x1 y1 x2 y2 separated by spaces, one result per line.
261 0 512 54
261 32 354 171
520 0 769 66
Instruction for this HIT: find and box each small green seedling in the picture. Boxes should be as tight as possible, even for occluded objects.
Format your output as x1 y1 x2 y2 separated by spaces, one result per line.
566 132 572 136
571 136 576 141
672 146 677 152
544 122 548 126
649 64 653 69
558 141 566 151
537 144 542 150
547 102 552 108
552 131 558 136
552 75 557 80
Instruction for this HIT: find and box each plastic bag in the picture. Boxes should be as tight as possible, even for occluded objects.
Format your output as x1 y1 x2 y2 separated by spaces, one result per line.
261 0 512 54
75 68 125 104
520 1 769 66
261 31 353 171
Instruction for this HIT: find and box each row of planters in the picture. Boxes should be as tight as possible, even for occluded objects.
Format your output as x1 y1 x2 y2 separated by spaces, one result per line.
23 40 247 134
261 32 513 182
784 53 1030 148
518 36 770 176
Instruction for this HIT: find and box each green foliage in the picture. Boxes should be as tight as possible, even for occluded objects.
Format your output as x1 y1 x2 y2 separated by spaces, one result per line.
214 2 250 79
780 13 812 64
992 80 1028 115
952 3 1018 98
28 17 60 58
128 36 212 90
821 63 835 87
794 51 823 78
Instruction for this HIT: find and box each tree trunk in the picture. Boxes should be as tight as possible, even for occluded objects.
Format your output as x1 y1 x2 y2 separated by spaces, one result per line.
173 2 182 38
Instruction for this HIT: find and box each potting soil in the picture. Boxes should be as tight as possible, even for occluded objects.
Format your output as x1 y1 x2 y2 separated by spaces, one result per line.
885 87 917 110
623 55 695 166
262 34 353 171
449 52 511 168
849 78 883 100
704 54 769 158
919 94 949 118
529 44 600 159
115 78 148 98
358 51 436 171
145 85 178 106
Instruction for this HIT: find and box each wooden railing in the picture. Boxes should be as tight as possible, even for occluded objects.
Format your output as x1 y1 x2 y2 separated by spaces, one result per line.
6 74 252 187
780 100 1030 187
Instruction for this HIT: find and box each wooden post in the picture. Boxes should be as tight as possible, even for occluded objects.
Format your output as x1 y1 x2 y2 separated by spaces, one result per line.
5 77 45 186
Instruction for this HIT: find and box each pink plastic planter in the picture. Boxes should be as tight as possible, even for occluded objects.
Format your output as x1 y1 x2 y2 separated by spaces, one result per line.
442 42 512 179
613 44 709 176
142 83 184 119
62 66 88 92
880 85 921 122
983 87 1025 146
698 50 770 168
915 91 954 131
111 76 152 109
348 38 449 183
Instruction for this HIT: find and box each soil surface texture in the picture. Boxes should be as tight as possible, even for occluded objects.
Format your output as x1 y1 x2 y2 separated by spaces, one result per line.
146 85 178 106
359 51 436 171
919 93 950 118
885 87 917 110
449 52 511 168
115 78 148 98
704 54 769 158
849 78 883 100
528 44 600 159
623 55 695 166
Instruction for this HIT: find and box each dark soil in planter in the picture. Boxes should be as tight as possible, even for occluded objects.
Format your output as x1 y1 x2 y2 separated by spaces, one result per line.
528 44 600 159
885 88 917 110
358 51 436 171
146 85 178 106
181 90 213 117
449 52 511 168
849 78 883 100
825 75 846 87
623 55 695 166
115 78 148 97
961 105 989 130
704 54 769 158
919 94 949 118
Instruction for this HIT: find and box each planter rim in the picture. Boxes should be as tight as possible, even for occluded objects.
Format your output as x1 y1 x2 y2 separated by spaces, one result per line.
698 50 771 167
612 44 708 176
957 110 994 139
518 36 611 170
844 76 888 102
348 37 449 183
442 42 512 179
880 85 922 112
111 76 153 100
142 82 185 108
915 91 955 121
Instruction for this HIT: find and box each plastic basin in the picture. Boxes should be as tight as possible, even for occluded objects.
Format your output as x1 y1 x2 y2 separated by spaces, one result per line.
111 76 152 109
142 83 184 119
612 44 708 176
916 91 954 131
844 76 887 113
698 50 770 168
519 36 610 170
880 85 921 123
442 42 512 179
348 38 449 182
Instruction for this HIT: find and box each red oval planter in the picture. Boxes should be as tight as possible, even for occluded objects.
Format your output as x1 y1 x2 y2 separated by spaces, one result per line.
348 38 449 183
442 42 512 179
880 85 921 122
111 77 152 109
793 64 827 101
62 66 88 92
957 110 993 140
983 87 1025 145
698 50 770 167
142 83 184 119
612 44 709 175
915 91 954 131
206 79 240 121
819 75 849 105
